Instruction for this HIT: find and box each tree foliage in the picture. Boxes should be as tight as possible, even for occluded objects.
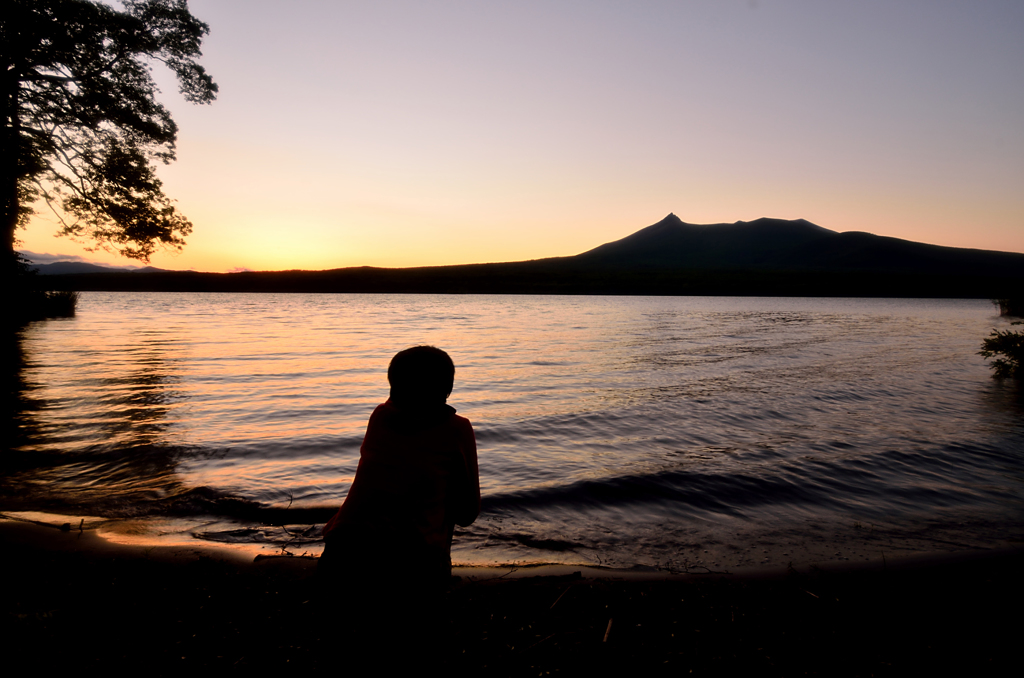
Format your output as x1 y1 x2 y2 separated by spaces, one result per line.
980 321 1024 379
1 0 217 270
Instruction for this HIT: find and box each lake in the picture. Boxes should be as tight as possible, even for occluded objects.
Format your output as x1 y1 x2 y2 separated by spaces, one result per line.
4 293 1023 571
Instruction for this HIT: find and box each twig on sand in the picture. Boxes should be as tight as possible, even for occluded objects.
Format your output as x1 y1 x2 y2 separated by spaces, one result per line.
278 524 318 552
253 552 318 562
550 585 573 610
465 562 521 583
679 559 732 575
602 618 613 643
522 632 558 652
494 563 520 580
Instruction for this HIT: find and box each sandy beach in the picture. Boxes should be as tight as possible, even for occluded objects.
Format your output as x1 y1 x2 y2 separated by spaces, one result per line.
3 514 1021 676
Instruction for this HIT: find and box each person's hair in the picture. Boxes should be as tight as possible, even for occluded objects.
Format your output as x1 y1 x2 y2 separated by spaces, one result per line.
388 345 455 407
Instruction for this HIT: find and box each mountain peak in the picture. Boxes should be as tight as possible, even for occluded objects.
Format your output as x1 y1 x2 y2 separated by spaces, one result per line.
575 215 837 267
640 213 684 230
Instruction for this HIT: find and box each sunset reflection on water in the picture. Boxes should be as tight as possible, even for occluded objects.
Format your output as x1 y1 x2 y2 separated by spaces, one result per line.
6 293 1024 570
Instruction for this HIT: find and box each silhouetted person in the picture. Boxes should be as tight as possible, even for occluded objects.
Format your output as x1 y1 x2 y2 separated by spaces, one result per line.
319 346 480 664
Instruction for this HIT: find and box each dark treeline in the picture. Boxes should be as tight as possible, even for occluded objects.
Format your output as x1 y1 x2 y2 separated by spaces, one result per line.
31 262 1024 298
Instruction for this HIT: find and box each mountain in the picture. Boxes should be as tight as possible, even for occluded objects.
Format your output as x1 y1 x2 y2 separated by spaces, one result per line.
27 215 1024 297
574 215 837 269
570 214 1024 276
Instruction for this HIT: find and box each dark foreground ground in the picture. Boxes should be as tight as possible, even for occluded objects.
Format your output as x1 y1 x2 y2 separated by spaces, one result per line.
3 519 1021 676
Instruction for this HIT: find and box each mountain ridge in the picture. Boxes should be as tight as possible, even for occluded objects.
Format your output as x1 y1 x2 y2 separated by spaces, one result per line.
566 214 1024 275
24 215 1024 298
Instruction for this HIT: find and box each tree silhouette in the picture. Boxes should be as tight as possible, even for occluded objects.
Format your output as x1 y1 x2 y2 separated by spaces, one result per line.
1 0 217 278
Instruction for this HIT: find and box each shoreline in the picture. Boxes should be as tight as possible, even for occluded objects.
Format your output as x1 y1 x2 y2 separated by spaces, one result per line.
4 515 1022 674
5 510 1016 582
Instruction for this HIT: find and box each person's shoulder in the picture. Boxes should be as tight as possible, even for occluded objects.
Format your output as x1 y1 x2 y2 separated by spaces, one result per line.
366 401 394 425
450 412 475 436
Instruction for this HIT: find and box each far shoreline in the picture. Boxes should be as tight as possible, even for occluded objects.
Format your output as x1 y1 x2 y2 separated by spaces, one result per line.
28 269 1021 298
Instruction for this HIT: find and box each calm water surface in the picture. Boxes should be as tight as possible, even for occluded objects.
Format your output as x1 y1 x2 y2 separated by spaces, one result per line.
5 293 1023 570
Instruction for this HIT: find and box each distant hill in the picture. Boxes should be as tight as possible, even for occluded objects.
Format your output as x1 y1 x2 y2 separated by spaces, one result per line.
27 215 1024 298
30 261 168 275
30 261 121 275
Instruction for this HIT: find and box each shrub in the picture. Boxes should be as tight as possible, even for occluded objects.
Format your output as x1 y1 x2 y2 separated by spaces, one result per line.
42 291 80 318
993 298 1024 317
980 322 1024 378
5 289 80 324
5 253 80 323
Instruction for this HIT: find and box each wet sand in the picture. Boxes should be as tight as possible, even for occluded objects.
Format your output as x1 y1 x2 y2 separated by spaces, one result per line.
3 515 1021 675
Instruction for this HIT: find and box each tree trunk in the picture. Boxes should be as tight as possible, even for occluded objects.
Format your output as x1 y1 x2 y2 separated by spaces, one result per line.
1 67 22 282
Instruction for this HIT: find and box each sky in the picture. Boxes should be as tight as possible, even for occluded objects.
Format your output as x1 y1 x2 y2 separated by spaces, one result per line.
18 0 1024 272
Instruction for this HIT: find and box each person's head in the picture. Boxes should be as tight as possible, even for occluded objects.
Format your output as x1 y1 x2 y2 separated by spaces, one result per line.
388 345 455 408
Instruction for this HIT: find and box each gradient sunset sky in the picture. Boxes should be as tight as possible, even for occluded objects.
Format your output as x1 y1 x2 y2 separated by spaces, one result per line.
18 0 1024 272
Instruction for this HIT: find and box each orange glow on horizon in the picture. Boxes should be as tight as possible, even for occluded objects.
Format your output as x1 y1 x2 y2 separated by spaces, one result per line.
16 1 1024 272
